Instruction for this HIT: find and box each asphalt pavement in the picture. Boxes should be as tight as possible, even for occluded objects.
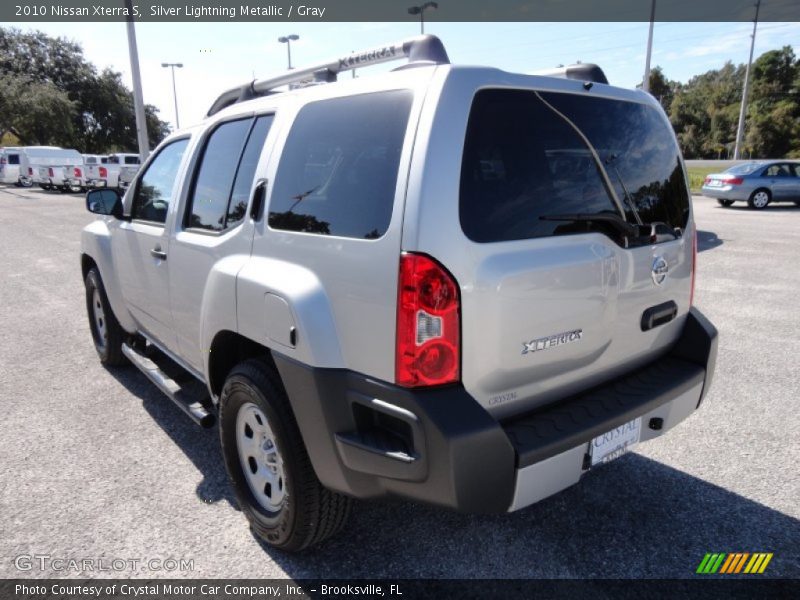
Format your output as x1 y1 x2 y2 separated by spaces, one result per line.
0 186 798 579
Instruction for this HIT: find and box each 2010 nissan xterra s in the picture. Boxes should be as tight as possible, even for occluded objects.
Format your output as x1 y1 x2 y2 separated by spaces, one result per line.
81 35 718 551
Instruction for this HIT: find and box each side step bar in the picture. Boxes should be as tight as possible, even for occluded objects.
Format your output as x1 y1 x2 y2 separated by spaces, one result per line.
122 343 215 428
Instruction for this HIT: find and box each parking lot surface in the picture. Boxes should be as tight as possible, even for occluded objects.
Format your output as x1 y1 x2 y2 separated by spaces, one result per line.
1 186 798 579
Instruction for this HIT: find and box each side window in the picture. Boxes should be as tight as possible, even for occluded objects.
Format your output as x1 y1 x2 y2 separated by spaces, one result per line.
790 164 800 177
764 164 791 177
186 115 273 232
227 115 274 227
187 118 252 231
269 90 413 239
131 138 189 224
8 154 20 165
125 156 140 165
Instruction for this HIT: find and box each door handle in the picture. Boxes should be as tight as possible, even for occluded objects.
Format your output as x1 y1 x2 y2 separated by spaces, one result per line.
150 246 167 260
250 178 268 221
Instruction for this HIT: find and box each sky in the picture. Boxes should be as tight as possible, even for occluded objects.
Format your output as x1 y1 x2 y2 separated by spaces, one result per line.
12 20 800 133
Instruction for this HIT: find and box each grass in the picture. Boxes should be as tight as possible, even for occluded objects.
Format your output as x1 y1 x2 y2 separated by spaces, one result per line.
687 166 718 194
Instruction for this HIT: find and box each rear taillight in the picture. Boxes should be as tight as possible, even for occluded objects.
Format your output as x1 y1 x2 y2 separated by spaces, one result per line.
722 177 743 185
395 253 460 387
99 166 107 178
28 167 33 175
703 177 711 185
690 227 697 306
74 167 82 178
48 167 54 177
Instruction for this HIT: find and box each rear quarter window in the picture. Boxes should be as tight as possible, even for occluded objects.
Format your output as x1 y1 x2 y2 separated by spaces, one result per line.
268 90 413 239
460 89 690 243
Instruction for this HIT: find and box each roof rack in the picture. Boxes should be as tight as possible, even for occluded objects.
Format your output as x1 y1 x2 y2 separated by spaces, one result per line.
531 63 609 85
206 34 450 117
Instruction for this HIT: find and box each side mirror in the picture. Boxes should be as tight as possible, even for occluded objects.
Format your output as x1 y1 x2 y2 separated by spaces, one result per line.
86 189 123 218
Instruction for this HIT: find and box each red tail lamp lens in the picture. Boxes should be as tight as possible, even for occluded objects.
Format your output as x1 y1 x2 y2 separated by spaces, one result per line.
396 253 460 387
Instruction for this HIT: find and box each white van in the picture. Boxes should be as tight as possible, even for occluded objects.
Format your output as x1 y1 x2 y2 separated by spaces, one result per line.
0 146 62 187
31 148 84 192
81 154 108 190
103 153 140 188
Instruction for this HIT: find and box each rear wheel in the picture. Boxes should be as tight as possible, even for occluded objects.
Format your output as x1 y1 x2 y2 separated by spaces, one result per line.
717 199 734 207
39 184 51 191
19 179 32 188
748 189 771 210
219 359 351 552
84 268 128 366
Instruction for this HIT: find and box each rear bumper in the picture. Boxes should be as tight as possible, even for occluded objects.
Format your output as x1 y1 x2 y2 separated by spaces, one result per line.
87 179 108 188
274 307 717 514
701 185 747 200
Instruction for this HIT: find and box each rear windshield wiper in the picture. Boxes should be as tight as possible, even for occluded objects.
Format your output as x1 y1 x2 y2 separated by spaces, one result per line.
604 153 643 226
540 212 639 238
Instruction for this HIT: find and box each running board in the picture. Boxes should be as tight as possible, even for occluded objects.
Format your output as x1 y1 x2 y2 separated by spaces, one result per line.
121 343 215 428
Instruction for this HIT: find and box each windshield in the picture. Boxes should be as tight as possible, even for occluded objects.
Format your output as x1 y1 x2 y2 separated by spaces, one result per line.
725 162 763 175
460 89 690 244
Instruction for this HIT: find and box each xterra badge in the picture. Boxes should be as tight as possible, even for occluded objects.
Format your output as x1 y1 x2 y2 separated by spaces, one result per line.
522 329 583 355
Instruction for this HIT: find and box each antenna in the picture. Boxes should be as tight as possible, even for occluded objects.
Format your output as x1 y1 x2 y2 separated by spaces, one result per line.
207 34 449 117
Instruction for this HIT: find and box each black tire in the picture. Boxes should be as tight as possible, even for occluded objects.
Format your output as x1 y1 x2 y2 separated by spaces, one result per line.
219 359 351 552
39 184 51 191
717 199 734 207
84 268 128 366
19 179 32 188
748 188 771 210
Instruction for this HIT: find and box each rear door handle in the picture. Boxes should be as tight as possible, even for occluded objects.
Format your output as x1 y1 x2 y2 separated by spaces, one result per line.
150 246 167 260
250 178 268 221
641 301 677 331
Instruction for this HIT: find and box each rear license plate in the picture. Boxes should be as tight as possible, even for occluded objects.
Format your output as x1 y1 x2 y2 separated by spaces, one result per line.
590 417 641 466
708 180 722 187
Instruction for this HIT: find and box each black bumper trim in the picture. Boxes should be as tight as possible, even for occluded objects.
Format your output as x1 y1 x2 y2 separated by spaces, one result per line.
272 307 717 513
273 356 517 513
504 307 717 469
505 357 704 468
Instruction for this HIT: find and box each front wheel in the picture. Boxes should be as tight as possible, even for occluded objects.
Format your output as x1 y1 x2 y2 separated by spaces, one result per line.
84 268 128 366
717 199 734 207
219 359 351 552
748 189 771 210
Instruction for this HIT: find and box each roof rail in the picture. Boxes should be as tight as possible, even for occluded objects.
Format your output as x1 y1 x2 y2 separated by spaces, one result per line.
531 63 609 85
206 34 450 117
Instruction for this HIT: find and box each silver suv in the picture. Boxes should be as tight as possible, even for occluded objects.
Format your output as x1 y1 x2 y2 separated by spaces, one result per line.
80 35 718 552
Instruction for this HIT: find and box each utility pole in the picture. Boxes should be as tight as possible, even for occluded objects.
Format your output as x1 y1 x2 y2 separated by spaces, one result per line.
124 0 150 162
733 0 761 160
278 35 299 70
407 2 438 35
642 0 656 92
161 63 183 129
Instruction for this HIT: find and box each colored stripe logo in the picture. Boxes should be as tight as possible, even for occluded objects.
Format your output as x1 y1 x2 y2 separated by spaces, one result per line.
696 552 773 574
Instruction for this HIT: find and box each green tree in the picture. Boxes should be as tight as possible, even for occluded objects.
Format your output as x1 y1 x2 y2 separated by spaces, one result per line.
0 74 76 144
647 66 680 114
0 27 169 152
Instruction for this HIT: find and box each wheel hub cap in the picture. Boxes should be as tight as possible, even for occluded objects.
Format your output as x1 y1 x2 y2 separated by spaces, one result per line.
236 403 286 512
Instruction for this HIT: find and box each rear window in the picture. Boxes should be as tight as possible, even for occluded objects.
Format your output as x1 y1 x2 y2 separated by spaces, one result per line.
268 90 413 239
725 162 762 175
460 89 690 243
